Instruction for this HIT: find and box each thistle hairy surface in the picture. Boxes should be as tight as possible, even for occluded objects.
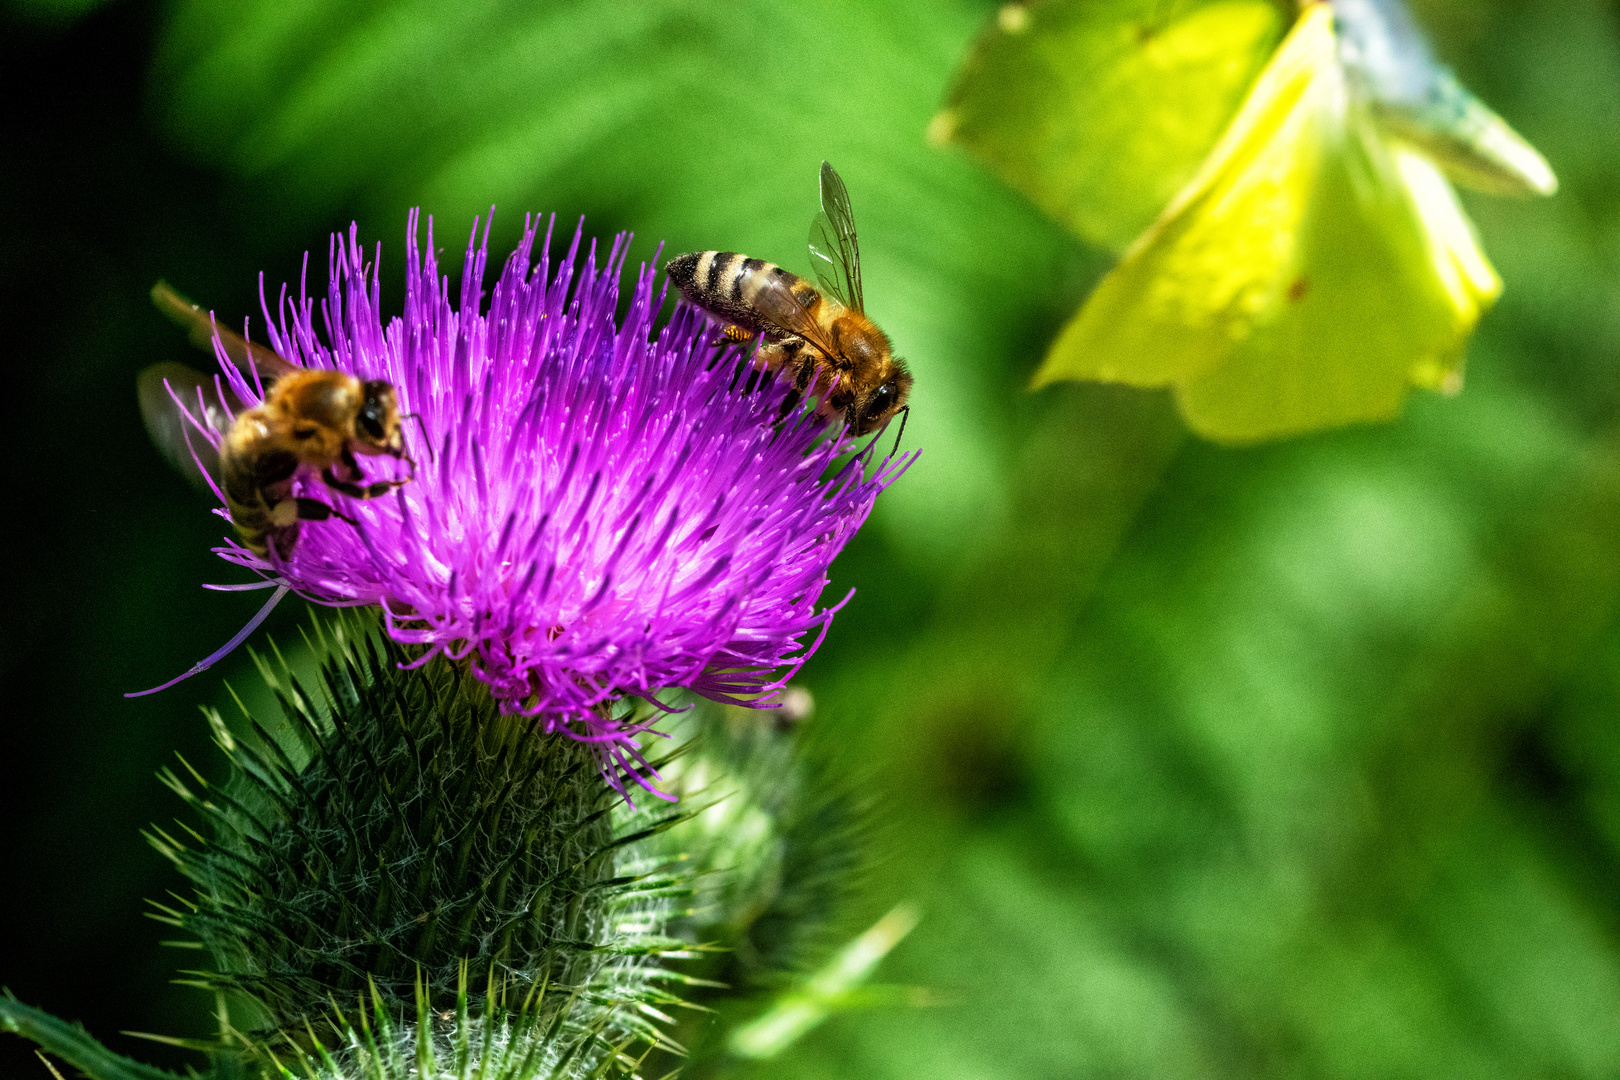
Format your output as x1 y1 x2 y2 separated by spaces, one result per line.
151 619 692 1054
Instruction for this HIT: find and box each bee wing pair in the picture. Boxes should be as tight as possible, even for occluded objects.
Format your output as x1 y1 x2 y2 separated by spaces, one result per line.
807 160 864 313
137 282 295 491
737 160 867 363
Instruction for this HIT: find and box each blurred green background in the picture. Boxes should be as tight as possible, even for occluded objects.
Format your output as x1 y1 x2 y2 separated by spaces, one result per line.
4 0 1620 1076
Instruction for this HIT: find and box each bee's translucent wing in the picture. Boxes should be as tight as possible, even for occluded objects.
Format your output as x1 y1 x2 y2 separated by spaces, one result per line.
137 361 242 493
151 280 299 385
807 211 849 309
807 161 864 313
746 271 844 361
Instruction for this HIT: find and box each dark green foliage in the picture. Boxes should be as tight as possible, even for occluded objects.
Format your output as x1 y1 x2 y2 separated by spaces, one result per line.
250 968 663 1080
4 617 887 1080
145 618 691 1062
0 994 182 1080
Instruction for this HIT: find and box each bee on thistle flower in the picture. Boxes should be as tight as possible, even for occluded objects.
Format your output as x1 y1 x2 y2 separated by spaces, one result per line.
136 212 915 795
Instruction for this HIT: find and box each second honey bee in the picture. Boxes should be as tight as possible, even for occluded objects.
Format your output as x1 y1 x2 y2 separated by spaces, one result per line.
666 162 912 437
141 282 417 559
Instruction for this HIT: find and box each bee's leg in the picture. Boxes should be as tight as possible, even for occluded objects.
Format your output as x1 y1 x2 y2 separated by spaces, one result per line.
793 351 818 391
777 357 815 418
735 337 783 395
336 447 365 482
767 340 815 419
756 337 794 374
321 467 410 501
298 497 358 526
323 448 413 500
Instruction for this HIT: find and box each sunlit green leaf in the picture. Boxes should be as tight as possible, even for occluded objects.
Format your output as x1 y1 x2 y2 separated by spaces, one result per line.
728 905 919 1060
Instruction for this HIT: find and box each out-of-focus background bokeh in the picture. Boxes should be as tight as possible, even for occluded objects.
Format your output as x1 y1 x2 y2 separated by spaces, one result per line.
5 0 1620 1075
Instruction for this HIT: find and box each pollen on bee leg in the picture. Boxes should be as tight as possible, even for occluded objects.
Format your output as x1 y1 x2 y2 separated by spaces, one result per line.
270 500 300 527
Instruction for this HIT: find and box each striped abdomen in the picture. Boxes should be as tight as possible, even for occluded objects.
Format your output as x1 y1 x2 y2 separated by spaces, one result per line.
665 251 828 337
220 409 301 556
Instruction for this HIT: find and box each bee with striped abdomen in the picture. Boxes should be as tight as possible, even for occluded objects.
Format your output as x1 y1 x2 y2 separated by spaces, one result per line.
140 282 416 559
665 161 912 437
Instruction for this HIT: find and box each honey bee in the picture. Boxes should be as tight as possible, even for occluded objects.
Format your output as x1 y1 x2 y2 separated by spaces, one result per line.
139 282 416 559
665 161 912 437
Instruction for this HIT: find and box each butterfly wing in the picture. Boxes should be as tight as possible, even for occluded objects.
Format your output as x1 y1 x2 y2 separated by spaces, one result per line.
1173 137 1500 440
1036 4 1332 391
1332 0 1556 198
1035 3 1501 442
939 0 1286 251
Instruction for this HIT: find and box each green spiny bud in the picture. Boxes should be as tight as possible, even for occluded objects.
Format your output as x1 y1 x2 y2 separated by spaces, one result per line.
640 699 877 1070
146 617 691 1072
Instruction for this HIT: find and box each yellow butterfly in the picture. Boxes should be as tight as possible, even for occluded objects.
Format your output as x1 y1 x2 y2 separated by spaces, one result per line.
1028 0 1555 443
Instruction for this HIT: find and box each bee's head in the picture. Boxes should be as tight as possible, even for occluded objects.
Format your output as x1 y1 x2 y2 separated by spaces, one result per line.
355 380 404 455
850 363 913 437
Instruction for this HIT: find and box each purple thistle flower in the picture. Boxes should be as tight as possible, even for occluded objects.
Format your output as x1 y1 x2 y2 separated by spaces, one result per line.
155 212 913 793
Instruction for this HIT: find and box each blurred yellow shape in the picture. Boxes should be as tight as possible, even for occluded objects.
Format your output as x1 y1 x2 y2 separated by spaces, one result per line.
1034 2 1553 443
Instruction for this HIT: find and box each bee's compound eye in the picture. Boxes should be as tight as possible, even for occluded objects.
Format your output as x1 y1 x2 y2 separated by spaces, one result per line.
358 409 385 440
358 380 393 441
871 381 898 413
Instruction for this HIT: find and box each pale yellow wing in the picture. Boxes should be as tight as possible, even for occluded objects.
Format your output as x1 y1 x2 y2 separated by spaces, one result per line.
151 280 297 382
1035 4 1503 443
1175 139 1499 441
1035 3 1335 390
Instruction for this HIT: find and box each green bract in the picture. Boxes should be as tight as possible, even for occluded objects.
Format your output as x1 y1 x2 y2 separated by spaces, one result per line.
149 619 693 1073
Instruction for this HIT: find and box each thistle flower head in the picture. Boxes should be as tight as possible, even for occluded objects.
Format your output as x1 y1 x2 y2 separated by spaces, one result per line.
186 213 911 790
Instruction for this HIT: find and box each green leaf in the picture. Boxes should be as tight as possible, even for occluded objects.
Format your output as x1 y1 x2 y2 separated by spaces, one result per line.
726 905 919 1060
0 995 183 1080
937 0 1286 251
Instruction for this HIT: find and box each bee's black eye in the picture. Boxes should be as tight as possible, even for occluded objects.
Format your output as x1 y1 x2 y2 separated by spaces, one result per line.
359 380 393 441
871 382 897 412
